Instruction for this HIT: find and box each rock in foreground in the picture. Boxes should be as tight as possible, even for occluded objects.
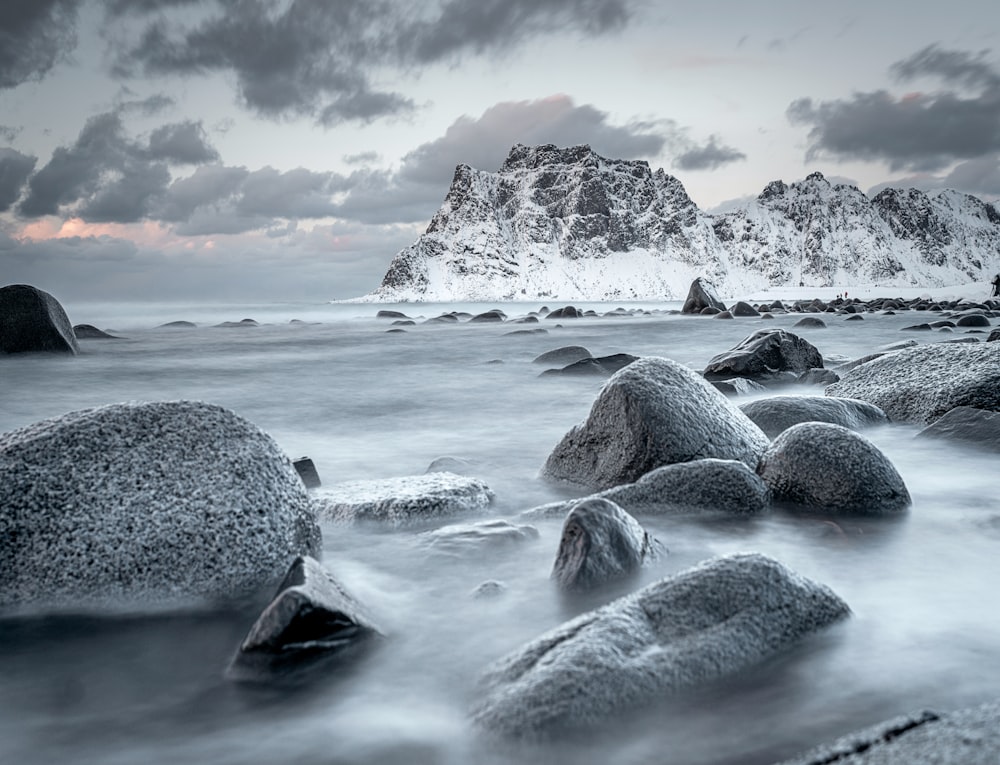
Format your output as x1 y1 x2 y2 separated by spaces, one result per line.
472 553 850 738
0 284 79 355
0 401 321 612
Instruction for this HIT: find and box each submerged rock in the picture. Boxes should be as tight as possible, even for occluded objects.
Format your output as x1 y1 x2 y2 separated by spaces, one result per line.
0 284 79 355
419 519 539 557
471 553 850 738
703 329 823 384
0 400 321 613
915 406 1000 453
542 357 770 491
540 353 639 377
73 324 122 339
739 396 889 438
532 346 593 365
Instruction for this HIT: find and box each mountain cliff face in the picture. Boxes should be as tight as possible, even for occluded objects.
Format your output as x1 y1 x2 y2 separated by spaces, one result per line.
362 144 1000 301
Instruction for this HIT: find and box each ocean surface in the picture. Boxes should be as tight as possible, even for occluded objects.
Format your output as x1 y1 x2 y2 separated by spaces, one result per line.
2 298 999 765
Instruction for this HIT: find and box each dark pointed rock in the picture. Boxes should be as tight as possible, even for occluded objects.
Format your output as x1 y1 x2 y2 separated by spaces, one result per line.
0 284 79 355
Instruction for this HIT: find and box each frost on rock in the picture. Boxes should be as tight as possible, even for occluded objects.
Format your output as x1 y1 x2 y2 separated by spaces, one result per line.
0 400 321 613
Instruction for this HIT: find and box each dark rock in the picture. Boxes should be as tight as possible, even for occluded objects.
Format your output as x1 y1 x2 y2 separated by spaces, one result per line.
682 277 726 314
713 310 734 319
915 406 1000 452
739 396 889 438
470 310 507 323
419 519 539 557
216 319 259 328
827 342 1000 424
227 556 382 683
542 353 639 377
793 317 827 328
703 329 824 383
391 319 415 326
845 314 864 321
158 320 197 328
532 345 592 365
731 301 760 317
471 553 850 738
504 328 548 336
73 324 122 339
546 306 581 319
990 328 1000 342
956 313 991 327
757 422 910 516
699 305 722 315
543 357 770 490
385 328 407 333
293 457 322 489
902 322 933 331
551 498 661 592
709 377 769 396
0 284 79 355
930 320 956 328
376 310 410 319
0 401 321 613
472 580 507 599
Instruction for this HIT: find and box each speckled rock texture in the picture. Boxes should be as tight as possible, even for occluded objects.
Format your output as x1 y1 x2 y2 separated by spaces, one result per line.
703 329 824 382
522 458 770 519
418 519 539 557
775 701 1000 765
758 422 910 516
681 277 726 314
0 400 321 613
551 498 661 592
826 342 1000 424
739 395 889 438
0 284 79 355
542 357 770 491
227 555 382 683
471 553 850 738
915 406 1000 452
314 472 494 527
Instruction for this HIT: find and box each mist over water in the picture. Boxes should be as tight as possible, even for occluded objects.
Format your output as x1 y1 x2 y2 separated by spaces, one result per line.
2 300 999 765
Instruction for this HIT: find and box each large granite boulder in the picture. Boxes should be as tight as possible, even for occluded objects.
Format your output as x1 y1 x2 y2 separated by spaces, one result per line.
0 284 79 355
0 401 321 613
826 342 1000 424
915 406 1000 452
523 458 770 519
471 553 850 738
681 277 726 314
542 357 770 491
313 472 494 527
227 555 382 683
739 396 889 438
551 498 661 592
703 329 823 383
757 422 910 516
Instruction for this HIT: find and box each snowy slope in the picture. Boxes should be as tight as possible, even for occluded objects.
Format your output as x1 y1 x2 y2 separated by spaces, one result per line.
358 145 1000 302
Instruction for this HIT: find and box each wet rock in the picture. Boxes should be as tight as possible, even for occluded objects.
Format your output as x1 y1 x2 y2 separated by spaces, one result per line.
797 368 840 385
73 324 122 339
376 310 410 319
470 309 507 323
682 277 726 314
158 320 197 328
731 301 760 317
0 401 321 613
739 396 889 438
472 580 507 599
471 553 850 738
504 328 548 336
915 406 1000 452
419 519 539 557
546 306 581 319
989 328 1000 342
703 329 824 384
955 313 991 327
532 345 592 365
215 318 259 328
700 306 722 315
757 422 910 516
551 498 661 592
0 284 79 355
793 317 827 329
845 314 864 321
826 342 1000 424
713 310 734 319
391 319 415 326
902 322 933 331
541 353 639 377
425 455 480 474
314 472 494 527
293 457 322 489
227 555 382 683
709 377 769 396
542 357 770 491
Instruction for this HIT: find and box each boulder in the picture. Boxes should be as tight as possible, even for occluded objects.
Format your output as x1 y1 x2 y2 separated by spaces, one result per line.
551 498 661 592
757 422 910 516
826 342 1000 424
532 346 592 365
227 555 382 683
546 306 581 320
731 301 760 317
471 553 850 738
313 472 494 527
0 401 321 613
709 377 769 396
955 313 991 327
703 329 824 383
797 368 840 385
793 317 827 328
73 324 122 339
419 519 539 557
472 580 507 599
540 353 639 377
0 284 79 355
713 310 734 319
915 406 1000 453
376 310 410 319
739 396 889 438
542 357 770 491
470 309 507 323
989 328 1000 342
681 277 726 314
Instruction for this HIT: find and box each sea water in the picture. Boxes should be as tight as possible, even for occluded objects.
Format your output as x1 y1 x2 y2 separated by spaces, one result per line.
1 300 998 765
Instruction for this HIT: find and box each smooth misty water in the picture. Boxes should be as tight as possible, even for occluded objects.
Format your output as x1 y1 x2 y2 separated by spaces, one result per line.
1 300 999 765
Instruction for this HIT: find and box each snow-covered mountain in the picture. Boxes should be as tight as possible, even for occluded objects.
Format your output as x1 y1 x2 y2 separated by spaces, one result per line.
358 144 1000 302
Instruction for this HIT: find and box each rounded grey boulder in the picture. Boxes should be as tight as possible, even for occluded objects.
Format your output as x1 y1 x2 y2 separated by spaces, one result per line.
0 400 321 613
542 357 770 491
739 395 889 438
0 284 79 355
758 422 910 515
703 329 824 382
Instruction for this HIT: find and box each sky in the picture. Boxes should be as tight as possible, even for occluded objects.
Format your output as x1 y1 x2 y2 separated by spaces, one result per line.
1 0 998 303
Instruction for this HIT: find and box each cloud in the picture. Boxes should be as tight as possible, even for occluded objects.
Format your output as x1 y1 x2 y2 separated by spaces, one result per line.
868 156 1000 199
673 136 746 171
0 0 80 90
788 45 1000 171
109 0 636 125
0 149 37 212
117 92 177 117
146 121 220 164
0 125 21 142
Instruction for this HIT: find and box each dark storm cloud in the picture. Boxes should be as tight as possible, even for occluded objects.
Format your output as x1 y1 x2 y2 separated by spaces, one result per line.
147 121 220 164
673 136 746 171
0 0 80 90
867 156 1000 199
109 0 636 125
117 92 177 117
788 45 1000 171
0 149 38 212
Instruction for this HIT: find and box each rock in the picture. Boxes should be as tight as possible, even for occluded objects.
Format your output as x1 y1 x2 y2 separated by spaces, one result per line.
797 368 840 385
709 377 769 396
376 310 410 319
227 555 382 683
826 342 1000 424
504 328 548 336
542 357 770 490
419 519 539 557
293 457 322 489
739 396 889 438
902 322 933 331
472 580 507 599
731 301 760 317
793 317 827 328
681 277 726 314
313 472 494 527
158 320 197 328
551 499 661 592
470 309 507 323
713 310 734 319
532 345 592 365
703 329 824 384
700 306 721 315
845 314 864 321
915 406 1000 452
471 553 850 738
391 319 415 326
425 455 480 474
73 324 122 339
540 353 639 377
955 313 991 327
215 318 259 328
546 306 581 319
0 284 79 355
989 328 1000 342
757 422 910 516
0 401 321 613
